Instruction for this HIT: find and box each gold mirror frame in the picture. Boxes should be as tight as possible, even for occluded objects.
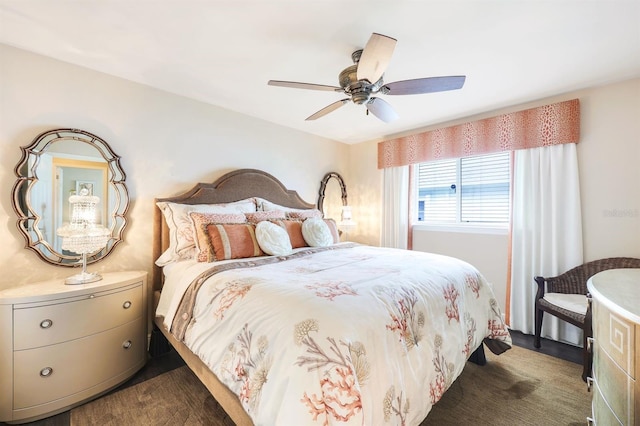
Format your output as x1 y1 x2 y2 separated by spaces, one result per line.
12 128 129 267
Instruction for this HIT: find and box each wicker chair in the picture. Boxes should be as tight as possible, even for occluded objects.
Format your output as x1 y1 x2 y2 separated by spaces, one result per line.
534 257 640 382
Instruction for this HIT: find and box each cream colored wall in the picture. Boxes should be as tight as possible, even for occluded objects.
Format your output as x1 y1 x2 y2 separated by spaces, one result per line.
348 78 640 312
0 45 348 289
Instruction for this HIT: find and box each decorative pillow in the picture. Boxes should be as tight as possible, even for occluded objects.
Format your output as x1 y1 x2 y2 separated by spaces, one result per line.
189 212 247 262
203 223 263 262
255 221 293 256
245 210 286 223
286 209 323 220
155 199 256 266
269 219 308 249
302 218 334 247
323 218 340 244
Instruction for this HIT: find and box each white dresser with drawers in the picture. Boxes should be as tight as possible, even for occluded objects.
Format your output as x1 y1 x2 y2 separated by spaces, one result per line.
0 271 148 424
587 268 639 425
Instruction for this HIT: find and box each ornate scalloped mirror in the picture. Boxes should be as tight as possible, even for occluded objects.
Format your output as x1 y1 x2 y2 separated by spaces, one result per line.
317 171 348 218
12 128 129 266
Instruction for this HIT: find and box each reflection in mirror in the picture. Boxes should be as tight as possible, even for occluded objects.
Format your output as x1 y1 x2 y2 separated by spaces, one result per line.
12 129 128 267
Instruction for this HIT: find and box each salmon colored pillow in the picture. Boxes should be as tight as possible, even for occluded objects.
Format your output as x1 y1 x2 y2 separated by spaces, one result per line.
269 219 308 249
189 212 247 262
203 223 263 262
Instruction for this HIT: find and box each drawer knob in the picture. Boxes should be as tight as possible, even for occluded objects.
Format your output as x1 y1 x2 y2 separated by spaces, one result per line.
586 377 593 392
123 301 132 309
40 367 53 377
39 319 53 329
586 337 594 353
122 340 132 349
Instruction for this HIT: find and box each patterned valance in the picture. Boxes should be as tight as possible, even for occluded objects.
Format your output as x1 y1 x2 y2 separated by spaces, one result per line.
378 98 580 169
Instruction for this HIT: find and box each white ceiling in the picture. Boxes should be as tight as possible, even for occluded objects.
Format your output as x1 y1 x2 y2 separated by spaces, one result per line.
1 1 639 144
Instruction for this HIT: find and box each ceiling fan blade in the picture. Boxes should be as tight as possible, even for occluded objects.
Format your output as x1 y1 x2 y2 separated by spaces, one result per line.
384 76 466 95
366 97 399 123
356 33 397 83
306 99 350 121
268 80 343 92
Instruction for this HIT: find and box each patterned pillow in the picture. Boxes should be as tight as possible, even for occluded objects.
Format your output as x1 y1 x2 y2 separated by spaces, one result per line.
255 221 293 256
245 210 286 223
155 198 257 266
203 223 263 262
286 209 323 220
189 212 247 262
269 219 308 249
301 218 334 247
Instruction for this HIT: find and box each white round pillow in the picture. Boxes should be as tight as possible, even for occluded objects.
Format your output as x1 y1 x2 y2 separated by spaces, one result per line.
302 217 333 247
255 220 293 256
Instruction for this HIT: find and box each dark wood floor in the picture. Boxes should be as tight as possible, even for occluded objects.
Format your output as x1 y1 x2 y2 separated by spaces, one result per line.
1 330 581 426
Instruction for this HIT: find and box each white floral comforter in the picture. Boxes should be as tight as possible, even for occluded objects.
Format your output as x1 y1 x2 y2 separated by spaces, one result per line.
162 244 511 426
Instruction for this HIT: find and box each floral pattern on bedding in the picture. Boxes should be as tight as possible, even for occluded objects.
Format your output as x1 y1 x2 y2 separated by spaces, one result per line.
169 244 512 425
219 323 271 411
377 286 425 351
294 319 369 424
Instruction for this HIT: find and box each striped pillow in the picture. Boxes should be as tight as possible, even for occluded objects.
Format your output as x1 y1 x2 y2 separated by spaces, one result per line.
189 212 247 262
203 223 263 262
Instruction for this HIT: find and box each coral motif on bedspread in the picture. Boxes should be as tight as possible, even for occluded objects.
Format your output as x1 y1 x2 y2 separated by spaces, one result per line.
295 319 369 424
429 334 455 404
443 283 461 323
212 279 254 319
304 281 358 301
376 286 425 350
167 245 512 425
465 273 482 298
219 323 271 412
383 386 410 426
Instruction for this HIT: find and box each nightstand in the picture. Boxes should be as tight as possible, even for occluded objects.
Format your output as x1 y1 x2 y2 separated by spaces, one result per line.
587 269 639 425
0 270 148 424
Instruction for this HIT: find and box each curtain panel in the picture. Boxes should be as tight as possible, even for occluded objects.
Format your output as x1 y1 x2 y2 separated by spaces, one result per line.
509 143 584 345
378 99 580 169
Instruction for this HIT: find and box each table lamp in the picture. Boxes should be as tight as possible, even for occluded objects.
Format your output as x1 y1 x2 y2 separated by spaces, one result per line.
56 188 111 284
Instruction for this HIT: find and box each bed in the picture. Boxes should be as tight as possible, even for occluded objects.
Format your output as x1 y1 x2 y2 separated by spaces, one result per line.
151 168 512 426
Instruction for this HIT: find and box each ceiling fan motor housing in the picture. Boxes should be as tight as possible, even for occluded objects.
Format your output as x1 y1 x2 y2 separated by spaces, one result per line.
339 60 385 104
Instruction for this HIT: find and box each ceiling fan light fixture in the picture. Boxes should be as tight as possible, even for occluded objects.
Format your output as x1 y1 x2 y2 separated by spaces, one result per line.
267 32 465 122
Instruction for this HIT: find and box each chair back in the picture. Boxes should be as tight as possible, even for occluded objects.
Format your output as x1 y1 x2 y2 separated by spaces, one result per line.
547 257 640 294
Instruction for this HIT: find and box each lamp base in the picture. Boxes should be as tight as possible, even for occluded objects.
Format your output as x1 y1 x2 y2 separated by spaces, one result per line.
65 271 103 285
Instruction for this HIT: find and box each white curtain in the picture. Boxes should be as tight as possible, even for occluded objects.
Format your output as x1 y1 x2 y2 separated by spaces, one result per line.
509 143 584 345
382 166 409 249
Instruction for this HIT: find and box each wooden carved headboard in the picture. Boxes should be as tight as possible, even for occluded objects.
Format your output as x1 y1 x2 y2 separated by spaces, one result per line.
152 169 316 291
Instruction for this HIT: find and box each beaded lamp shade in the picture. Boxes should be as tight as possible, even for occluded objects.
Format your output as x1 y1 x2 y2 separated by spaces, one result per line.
56 189 111 284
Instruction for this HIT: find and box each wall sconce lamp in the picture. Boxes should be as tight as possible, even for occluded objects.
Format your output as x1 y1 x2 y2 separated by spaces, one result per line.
56 188 111 284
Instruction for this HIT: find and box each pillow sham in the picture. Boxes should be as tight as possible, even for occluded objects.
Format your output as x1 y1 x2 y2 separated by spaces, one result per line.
189 212 247 262
301 217 334 247
204 223 263 262
255 221 293 256
286 209 323 220
245 210 286 223
256 198 312 214
155 198 256 266
269 219 308 249
323 218 340 244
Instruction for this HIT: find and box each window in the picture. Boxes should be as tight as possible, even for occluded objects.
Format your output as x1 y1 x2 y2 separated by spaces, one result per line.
416 152 511 224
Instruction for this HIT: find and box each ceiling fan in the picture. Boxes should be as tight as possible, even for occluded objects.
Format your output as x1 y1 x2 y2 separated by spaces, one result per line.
268 33 466 123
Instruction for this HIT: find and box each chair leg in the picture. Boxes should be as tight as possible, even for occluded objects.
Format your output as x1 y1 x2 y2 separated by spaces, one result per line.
581 338 591 383
534 308 543 348
582 307 593 382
